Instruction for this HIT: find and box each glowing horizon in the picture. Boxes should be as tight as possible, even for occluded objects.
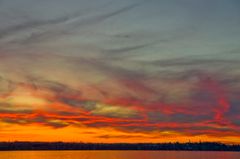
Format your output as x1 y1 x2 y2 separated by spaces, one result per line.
0 0 240 144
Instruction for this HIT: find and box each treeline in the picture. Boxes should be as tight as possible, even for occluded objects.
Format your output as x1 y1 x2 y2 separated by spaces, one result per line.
0 142 239 151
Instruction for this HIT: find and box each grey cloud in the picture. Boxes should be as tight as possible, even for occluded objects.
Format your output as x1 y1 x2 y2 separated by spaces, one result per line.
102 42 157 60
5 2 143 46
58 98 140 119
148 111 213 124
0 11 84 39
33 79 80 95
71 1 142 29
148 58 240 67
1 115 69 129
0 0 118 40
104 43 151 55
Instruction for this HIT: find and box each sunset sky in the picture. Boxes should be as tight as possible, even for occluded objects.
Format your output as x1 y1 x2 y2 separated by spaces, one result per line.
0 0 240 143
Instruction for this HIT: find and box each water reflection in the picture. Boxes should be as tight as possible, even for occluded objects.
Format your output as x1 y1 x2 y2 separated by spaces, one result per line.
0 151 240 159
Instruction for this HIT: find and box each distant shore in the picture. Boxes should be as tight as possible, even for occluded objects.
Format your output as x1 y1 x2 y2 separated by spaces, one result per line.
0 142 239 151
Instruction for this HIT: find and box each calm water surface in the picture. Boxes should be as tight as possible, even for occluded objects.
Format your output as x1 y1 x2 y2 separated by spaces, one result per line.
0 151 240 159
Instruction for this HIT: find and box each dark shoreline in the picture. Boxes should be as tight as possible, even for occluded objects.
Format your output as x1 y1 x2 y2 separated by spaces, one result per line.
0 142 240 151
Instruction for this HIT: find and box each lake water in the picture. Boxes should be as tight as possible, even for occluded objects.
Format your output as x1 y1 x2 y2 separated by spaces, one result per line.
0 151 240 159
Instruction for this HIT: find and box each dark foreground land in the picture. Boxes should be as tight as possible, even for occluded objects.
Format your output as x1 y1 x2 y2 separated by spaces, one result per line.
0 142 240 151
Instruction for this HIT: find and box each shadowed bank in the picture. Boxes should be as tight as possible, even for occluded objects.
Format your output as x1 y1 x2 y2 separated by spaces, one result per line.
0 142 240 151
0 0 240 144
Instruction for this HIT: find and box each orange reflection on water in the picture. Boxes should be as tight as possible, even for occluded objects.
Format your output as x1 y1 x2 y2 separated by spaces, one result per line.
0 151 240 159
